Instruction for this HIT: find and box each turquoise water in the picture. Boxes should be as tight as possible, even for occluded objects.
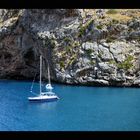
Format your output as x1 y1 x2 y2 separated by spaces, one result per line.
0 80 140 131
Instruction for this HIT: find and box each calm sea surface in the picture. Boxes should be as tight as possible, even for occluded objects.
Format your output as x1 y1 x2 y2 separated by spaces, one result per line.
0 80 140 131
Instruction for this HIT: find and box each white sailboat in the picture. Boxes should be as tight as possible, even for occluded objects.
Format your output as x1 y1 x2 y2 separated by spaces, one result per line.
28 55 59 102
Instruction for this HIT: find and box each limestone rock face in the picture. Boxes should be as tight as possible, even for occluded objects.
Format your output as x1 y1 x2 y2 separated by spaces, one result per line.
0 9 140 86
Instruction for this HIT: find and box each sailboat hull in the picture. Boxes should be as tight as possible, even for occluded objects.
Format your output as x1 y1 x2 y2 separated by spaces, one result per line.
28 95 59 102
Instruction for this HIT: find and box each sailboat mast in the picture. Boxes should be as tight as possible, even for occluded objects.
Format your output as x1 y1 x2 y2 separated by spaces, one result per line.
48 62 51 85
40 55 42 95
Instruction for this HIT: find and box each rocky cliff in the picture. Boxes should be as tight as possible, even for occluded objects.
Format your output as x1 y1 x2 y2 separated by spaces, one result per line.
1 9 140 86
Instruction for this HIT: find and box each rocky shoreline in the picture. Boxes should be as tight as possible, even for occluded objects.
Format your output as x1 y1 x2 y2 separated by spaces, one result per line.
0 9 140 87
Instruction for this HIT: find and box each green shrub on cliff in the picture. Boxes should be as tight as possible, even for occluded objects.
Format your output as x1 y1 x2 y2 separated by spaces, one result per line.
78 20 94 37
112 19 119 24
106 36 116 43
60 61 65 69
117 55 134 70
107 9 118 14
109 60 116 65
78 24 87 37
64 37 71 43
96 25 103 29
86 49 93 56
90 60 95 65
